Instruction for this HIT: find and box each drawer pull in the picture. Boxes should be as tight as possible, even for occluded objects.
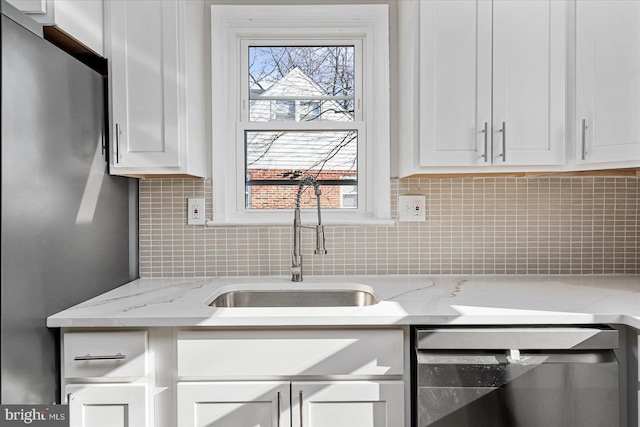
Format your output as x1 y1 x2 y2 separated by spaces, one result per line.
74 353 126 361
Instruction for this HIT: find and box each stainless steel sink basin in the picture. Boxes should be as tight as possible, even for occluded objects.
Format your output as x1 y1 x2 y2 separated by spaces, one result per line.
208 285 379 308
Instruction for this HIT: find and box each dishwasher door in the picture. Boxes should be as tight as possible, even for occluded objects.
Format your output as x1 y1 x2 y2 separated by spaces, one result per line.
414 327 619 427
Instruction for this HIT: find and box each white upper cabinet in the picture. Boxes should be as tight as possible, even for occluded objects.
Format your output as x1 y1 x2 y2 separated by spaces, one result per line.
576 0 640 166
7 0 103 55
491 0 566 166
109 0 180 169
417 0 492 168
400 0 566 175
107 0 206 178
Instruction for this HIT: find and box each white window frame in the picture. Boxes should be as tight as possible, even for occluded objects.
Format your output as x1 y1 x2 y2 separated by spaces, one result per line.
209 4 390 226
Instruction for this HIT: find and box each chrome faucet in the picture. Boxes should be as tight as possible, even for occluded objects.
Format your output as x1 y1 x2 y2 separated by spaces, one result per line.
291 175 327 282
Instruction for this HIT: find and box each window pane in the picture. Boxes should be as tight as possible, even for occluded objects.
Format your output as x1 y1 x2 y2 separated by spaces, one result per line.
246 130 357 173
340 175 358 209
272 100 296 121
249 46 355 122
245 130 357 210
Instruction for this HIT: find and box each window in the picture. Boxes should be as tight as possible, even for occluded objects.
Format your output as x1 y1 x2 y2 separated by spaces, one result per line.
210 4 390 225
246 44 358 210
271 100 296 122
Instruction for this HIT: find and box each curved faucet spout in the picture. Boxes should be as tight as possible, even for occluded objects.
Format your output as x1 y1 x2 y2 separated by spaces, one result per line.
291 175 328 282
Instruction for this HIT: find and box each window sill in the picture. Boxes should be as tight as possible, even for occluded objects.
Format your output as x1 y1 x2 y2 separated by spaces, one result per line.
206 213 396 228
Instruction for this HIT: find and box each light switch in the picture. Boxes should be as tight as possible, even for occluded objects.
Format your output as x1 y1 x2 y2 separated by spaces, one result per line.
398 195 426 222
187 198 206 225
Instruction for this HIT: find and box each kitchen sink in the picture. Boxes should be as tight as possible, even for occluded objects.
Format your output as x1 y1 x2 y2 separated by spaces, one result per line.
207 285 380 308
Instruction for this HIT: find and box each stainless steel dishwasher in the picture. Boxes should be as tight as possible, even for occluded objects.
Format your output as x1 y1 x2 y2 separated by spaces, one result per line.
413 326 619 427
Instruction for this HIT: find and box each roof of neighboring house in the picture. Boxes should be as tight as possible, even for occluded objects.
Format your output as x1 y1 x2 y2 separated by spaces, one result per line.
246 130 357 171
259 66 329 98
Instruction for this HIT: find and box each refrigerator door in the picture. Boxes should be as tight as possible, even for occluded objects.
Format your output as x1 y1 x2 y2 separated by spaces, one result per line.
1 12 137 404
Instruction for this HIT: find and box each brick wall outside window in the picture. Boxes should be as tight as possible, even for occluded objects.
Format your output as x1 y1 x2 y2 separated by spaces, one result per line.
247 169 357 209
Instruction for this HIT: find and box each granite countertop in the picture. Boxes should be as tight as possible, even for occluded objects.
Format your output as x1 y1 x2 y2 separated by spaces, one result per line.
46 275 640 329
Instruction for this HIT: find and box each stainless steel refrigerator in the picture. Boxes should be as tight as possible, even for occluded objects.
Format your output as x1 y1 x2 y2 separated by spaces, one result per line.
1 2 138 404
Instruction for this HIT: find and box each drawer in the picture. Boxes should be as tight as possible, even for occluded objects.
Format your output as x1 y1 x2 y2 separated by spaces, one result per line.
63 331 148 379
177 329 403 378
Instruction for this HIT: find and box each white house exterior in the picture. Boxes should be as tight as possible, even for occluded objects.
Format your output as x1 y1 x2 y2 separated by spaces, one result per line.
247 67 357 173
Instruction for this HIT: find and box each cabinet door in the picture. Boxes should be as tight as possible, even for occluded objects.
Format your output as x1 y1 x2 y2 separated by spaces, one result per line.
177 382 291 427
109 0 182 169
6 0 46 15
418 0 492 167
576 0 640 164
66 384 149 427
292 381 404 427
492 0 566 166
7 0 103 55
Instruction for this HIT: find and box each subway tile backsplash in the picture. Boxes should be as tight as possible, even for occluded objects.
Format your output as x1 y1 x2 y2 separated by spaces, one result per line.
139 177 639 277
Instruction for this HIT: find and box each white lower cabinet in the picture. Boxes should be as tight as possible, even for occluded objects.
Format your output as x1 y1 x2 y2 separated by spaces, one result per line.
177 380 403 427
61 330 152 427
293 381 404 427
176 329 404 378
61 328 406 427
65 383 149 427
177 382 290 427
176 329 405 427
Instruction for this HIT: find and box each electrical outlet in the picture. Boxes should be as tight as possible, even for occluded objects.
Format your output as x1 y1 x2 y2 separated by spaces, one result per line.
398 195 426 222
187 198 206 225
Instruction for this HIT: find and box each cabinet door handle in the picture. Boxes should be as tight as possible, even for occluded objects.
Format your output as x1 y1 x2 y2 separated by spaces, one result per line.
74 353 126 361
299 391 304 427
115 123 121 164
101 120 106 159
276 391 281 426
481 122 488 163
581 118 588 160
498 122 506 162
